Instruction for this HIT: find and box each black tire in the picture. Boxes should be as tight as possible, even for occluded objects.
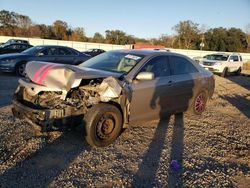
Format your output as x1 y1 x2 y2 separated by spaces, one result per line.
190 91 208 115
221 67 228 77
83 103 122 147
236 67 241 76
15 62 26 77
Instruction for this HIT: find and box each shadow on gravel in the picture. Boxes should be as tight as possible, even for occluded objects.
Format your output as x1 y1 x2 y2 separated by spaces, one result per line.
131 117 170 186
220 94 250 118
186 156 250 176
167 113 184 187
0 73 19 108
0 130 89 187
184 156 250 187
131 113 184 187
226 75 250 91
131 68 194 186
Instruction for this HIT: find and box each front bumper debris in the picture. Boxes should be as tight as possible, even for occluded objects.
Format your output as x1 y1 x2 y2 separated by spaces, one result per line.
12 97 86 131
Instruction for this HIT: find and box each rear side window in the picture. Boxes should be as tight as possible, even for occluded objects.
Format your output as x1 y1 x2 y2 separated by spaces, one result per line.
140 56 170 78
169 56 198 75
229 55 239 62
69 48 78 55
20 44 28 50
41 48 58 55
58 48 72 55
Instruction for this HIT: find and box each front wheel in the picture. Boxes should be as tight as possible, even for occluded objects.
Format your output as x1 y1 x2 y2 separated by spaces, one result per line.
83 103 122 147
236 67 241 75
221 67 228 77
15 62 26 77
191 91 208 115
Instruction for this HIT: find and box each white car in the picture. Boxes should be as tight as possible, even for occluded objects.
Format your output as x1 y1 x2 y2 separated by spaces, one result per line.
199 53 243 77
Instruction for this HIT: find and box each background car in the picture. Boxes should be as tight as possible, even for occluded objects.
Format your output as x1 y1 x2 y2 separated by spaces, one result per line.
0 45 91 76
199 53 243 77
3 39 30 45
193 56 205 63
0 43 33 54
83 48 105 57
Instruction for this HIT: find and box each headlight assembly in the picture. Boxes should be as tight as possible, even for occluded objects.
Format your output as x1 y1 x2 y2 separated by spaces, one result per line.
0 59 16 66
3 59 15 63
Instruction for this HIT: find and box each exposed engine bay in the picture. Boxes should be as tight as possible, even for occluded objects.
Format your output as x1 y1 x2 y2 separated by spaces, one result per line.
12 61 131 131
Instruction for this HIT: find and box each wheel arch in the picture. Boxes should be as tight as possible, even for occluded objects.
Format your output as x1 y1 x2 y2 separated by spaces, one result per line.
15 60 27 70
100 101 125 126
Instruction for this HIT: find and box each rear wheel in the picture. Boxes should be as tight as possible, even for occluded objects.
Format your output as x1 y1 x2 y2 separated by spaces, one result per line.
191 91 208 115
15 62 26 77
221 67 228 77
83 103 122 147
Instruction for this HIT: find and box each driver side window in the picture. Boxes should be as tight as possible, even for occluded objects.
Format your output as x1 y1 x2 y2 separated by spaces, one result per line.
140 56 170 78
40 48 57 56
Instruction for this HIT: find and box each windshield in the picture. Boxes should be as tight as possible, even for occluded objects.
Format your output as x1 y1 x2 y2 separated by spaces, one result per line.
79 51 144 73
85 49 94 52
205 54 229 61
5 39 14 44
21 46 44 55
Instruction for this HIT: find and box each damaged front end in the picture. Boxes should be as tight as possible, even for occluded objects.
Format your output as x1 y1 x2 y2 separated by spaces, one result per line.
12 61 131 131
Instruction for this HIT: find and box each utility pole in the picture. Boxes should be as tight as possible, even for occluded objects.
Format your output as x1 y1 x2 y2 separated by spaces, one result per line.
200 34 205 51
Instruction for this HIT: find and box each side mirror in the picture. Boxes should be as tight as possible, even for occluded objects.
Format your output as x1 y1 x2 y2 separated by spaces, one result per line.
229 59 234 62
37 52 44 56
136 72 154 81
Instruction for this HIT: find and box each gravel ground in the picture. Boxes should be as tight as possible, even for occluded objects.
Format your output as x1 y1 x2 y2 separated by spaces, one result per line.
0 73 249 187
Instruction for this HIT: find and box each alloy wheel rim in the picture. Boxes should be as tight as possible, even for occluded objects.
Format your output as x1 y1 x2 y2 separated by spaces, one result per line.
19 64 26 76
194 93 206 113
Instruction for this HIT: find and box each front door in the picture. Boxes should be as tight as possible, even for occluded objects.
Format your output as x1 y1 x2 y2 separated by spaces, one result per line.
129 56 174 123
35 47 58 63
56 47 75 64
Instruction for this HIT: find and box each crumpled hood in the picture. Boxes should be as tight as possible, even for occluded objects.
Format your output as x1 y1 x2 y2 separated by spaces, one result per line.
25 61 122 91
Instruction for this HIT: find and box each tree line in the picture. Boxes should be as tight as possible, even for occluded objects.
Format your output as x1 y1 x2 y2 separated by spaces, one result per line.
0 10 249 52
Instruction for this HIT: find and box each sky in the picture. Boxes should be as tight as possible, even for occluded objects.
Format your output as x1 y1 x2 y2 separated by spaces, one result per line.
0 0 250 38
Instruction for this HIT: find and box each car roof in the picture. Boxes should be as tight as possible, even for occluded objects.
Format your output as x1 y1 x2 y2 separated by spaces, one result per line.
35 45 72 48
0 43 31 48
207 53 228 56
112 49 180 57
5 43 29 45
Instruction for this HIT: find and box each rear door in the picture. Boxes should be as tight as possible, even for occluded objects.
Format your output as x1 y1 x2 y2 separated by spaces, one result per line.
3 44 19 54
129 55 174 123
56 47 76 64
168 55 200 113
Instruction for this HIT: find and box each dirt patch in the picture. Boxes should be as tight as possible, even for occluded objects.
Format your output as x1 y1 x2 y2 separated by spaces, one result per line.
0 73 249 187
